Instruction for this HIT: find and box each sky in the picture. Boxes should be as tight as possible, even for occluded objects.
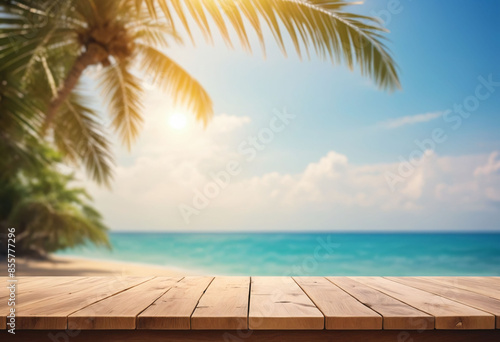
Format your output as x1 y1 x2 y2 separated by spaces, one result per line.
82 0 500 232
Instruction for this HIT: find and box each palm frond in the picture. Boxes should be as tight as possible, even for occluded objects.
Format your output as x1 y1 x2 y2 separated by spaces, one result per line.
98 60 144 150
0 71 48 176
138 0 400 90
0 0 80 87
130 20 182 48
6 174 110 255
53 92 114 187
137 44 213 124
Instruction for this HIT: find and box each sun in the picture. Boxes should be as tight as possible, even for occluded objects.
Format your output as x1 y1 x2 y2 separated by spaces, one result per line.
168 112 188 130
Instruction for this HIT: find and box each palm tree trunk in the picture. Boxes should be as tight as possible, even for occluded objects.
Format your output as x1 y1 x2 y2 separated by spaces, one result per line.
44 43 108 130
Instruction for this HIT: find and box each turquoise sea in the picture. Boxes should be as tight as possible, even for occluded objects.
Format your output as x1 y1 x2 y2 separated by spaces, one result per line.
58 232 500 276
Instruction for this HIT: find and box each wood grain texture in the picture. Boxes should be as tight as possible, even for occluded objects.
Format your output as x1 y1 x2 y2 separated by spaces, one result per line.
294 277 381 329
0 278 9 329
3 276 500 333
352 277 495 329
138 277 213 330
16 276 81 286
13 277 102 305
13 277 94 307
387 277 500 328
467 277 500 287
1 277 61 329
16 277 153 329
249 277 324 330
191 277 250 330
68 277 182 330
2 330 500 342
328 277 434 330
1 276 84 305
0 277 95 330
422 277 500 301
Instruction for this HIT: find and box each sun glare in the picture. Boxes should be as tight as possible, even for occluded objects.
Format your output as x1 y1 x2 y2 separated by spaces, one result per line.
168 112 188 130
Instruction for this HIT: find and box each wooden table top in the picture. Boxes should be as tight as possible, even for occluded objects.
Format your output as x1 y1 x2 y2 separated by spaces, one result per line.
1 276 500 331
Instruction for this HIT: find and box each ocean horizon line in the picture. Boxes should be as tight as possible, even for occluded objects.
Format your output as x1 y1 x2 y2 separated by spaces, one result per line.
107 230 500 234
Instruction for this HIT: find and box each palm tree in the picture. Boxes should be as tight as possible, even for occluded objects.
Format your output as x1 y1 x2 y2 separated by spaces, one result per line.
0 144 110 258
0 69 47 179
0 0 400 186
0 64 109 257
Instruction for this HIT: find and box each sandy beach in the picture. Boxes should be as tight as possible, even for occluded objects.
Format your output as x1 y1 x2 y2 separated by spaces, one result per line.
15 255 189 276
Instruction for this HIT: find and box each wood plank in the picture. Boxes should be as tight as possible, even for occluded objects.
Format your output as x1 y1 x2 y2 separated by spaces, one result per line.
249 277 324 330
423 277 500 300
0 279 9 329
11 277 105 329
9 277 95 306
0 276 83 303
4 276 500 333
2 276 73 286
68 277 182 329
13 277 101 330
328 277 434 330
3 329 500 342
294 277 381 329
352 277 495 329
15 276 81 284
386 277 500 329
191 277 249 330
0 276 83 330
138 276 213 330
16 277 154 329
467 277 500 287
0 277 46 284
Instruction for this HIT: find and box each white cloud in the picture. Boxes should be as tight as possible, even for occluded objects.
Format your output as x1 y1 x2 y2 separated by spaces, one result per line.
83 92 500 232
223 149 500 210
474 151 500 176
381 111 447 129
89 136 500 231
